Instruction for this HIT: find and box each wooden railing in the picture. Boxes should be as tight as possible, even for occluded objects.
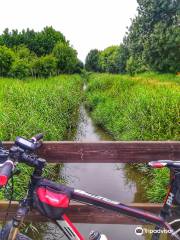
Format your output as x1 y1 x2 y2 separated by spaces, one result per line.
0 141 179 224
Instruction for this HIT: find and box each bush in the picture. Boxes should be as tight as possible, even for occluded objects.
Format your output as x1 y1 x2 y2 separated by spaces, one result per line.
32 55 57 78
10 59 30 79
0 45 15 76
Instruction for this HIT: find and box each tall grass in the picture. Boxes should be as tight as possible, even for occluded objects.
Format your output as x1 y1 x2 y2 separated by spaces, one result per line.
0 75 82 140
86 72 180 202
0 75 83 200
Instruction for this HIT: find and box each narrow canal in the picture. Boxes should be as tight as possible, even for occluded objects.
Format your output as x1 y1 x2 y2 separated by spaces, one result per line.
28 86 151 239
60 104 146 240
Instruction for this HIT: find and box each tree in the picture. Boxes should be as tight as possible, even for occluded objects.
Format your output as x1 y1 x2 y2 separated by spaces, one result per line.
0 46 15 76
10 59 30 79
0 27 67 57
125 0 179 74
33 26 67 56
143 22 180 73
32 55 57 78
116 44 129 73
13 45 37 62
85 49 101 72
99 46 124 73
53 42 78 74
74 59 84 73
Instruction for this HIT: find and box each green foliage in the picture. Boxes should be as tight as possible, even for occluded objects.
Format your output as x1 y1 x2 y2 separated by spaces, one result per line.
85 0 179 74
74 59 84 73
146 168 169 203
32 26 67 56
0 26 67 57
86 73 179 141
13 45 33 59
0 46 15 76
125 0 179 74
32 55 57 78
0 27 80 78
0 75 82 140
53 42 78 73
126 57 138 76
52 42 78 74
116 44 129 73
85 49 101 72
9 59 30 79
143 22 180 73
99 46 121 73
85 45 128 74
0 75 82 199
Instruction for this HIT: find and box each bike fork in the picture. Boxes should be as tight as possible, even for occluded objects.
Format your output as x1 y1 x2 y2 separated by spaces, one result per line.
57 214 85 240
8 204 29 240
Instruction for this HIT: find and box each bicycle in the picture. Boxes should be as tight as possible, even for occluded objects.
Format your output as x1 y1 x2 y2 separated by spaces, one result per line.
0 134 179 240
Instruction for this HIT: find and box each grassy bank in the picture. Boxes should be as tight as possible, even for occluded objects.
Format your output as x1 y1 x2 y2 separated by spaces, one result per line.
85 72 180 202
0 75 82 140
0 75 83 199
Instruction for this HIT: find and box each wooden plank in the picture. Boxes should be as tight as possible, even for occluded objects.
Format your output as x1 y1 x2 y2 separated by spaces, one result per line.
0 201 165 224
3 141 180 163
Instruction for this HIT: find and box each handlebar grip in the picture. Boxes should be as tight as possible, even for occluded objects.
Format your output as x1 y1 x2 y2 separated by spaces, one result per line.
0 160 14 187
32 133 44 142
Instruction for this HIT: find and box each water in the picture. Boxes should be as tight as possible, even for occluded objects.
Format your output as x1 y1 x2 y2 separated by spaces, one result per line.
60 105 146 240
63 105 137 202
27 85 153 239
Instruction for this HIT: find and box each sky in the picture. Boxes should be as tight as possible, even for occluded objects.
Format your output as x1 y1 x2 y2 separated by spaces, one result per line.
0 0 138 62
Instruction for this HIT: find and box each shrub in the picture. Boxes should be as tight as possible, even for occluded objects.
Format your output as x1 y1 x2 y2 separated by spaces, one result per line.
0 45 15 76
32 55 57 78
10 59 30 79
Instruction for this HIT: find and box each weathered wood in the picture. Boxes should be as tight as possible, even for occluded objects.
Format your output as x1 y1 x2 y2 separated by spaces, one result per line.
0 201 164 224
2 141 180 224
3 141 180 163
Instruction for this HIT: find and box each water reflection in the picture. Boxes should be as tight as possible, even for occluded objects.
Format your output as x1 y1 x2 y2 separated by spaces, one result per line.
26 104 154 239
61 105 145 240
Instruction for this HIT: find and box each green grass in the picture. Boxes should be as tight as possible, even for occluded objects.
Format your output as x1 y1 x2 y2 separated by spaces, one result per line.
0 75 83 200
85 72 180 202
0 75 82 140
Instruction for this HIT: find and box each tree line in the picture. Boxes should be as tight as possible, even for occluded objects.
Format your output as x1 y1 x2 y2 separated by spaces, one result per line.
0 26 83 79
85 0 180 75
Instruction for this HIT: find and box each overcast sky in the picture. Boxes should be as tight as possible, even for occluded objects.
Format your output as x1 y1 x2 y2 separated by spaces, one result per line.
0 0 138 62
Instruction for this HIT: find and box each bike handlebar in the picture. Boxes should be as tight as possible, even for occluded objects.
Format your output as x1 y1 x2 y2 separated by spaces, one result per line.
0 160 14 187
31 133 44 142
0 133 45 188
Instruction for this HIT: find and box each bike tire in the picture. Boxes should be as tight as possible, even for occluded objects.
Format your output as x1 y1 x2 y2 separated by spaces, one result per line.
0 228 32 240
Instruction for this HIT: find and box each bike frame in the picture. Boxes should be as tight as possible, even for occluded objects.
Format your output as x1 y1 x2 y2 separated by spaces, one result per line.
152 169 180 240
4 166 180 240
7 182 177 240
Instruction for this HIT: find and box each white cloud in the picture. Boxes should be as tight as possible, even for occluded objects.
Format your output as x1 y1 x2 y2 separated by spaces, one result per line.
0 0 138 61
